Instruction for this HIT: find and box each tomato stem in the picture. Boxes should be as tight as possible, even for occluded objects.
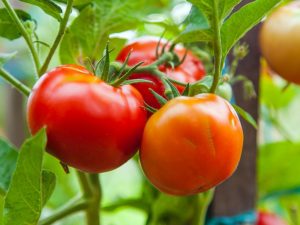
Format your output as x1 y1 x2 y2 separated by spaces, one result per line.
38 196 89 225
0 68 31 97
2 0 40 77
209 0 223 93
39 0 74 76
85 173 102 225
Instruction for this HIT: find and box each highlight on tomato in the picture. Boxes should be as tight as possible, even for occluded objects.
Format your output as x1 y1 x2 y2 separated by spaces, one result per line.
140 93 244 196
27 64 147 173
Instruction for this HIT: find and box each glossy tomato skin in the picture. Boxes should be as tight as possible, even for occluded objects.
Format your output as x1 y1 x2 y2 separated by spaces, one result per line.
27 65 147 173
257 211 287 225
260 2 300 84
140 94 243 196
116 39 206 108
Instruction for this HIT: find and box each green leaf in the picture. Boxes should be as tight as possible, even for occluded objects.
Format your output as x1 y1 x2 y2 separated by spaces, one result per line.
41 170 56 206
175 6 212 43
19 0 62 21
221 0 282 58
258 142 300 198
0 138 18 195
189 75 213 96
0 195 4 225
53 0 91 7
0 9 32 40
3 129 47 225
60 0 146 64
232 104 257 129
0 52 17 68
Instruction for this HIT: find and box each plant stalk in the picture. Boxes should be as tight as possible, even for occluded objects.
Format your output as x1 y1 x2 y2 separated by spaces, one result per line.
2 0 40 76
39 0 74 76
0 68 31 97
210 0 223 93
38 196 89 225
86 174 102 225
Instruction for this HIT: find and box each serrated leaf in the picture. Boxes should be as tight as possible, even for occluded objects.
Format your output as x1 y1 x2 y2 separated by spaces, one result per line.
19 0 62 21
41 170 56 206
3 129 47 225
0 52 17 68
221 0 282 58
0 9 32 40
60 0 146 64
232 104 257 129
0 138 18 195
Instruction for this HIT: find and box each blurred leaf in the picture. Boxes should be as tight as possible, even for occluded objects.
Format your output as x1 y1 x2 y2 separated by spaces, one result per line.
60 0 146 64
221 0 282 58
0 52 17 68
0 9 32 40
260 76 296 109
0 138 18 195
53 0 91 6
232 104 257 129
0 194 3 225
258 142 300 198
3 129 47 225
19 0 62 21
41 170 56 206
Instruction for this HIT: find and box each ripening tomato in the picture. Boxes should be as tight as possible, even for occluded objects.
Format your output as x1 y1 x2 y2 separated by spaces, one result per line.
140 94 243 196
260 2 300 84
27 65 147 173
257 211 287 225
116 38 206 109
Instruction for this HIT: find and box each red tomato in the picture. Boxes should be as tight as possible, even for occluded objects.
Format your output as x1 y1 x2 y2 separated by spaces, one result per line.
27 65 147 173
116 38 206 108
257 211 288 225
140 94 243 195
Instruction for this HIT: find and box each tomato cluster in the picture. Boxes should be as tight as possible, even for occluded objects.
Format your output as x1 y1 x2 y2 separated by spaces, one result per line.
27 39 244 195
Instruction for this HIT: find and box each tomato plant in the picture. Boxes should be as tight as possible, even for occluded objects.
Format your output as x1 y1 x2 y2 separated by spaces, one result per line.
27 65 147 173
0 0 282 225
140 94 243 196
260 1 300 84
116 39 206 108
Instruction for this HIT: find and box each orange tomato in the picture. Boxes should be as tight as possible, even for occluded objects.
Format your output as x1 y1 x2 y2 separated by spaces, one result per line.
140 94 243 196
260 2 300 84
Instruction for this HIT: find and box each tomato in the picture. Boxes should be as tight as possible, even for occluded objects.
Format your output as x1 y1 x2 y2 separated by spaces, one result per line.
27 65 147 173
140 94 243 195
260 2 300 84
257 211 287 225
116 38 206 109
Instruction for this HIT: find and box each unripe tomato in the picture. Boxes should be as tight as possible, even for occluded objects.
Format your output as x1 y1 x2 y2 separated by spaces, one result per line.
116 38 206 109
140 94 243 196
257 211 287 225
260 2 300 84
27 65 147 173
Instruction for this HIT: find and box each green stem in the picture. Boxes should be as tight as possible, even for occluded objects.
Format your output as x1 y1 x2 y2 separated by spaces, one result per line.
38 196 89 225
210 0 222 93
85 174 102 225
192 189 214 225
2 0 40 76
39 0 74 76
0 68 31 97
